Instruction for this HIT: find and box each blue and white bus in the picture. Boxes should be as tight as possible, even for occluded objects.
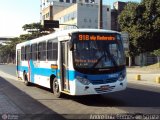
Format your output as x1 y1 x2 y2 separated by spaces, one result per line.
16 29 127 97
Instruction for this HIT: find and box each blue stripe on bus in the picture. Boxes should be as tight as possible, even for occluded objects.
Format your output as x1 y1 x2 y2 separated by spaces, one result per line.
18 66 57 79
17 65 76 82
17 62 125 83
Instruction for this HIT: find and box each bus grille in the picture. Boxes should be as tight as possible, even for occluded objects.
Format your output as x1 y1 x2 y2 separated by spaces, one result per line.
95 86 115 93
90 78 117 85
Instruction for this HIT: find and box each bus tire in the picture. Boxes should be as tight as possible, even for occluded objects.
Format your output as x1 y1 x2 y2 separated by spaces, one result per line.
23 72 30 86
52 78 62 98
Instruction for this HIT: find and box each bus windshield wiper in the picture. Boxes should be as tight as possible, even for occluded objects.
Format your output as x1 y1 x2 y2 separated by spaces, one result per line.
91 54 105 68
105 49 118 67
91 50 118 68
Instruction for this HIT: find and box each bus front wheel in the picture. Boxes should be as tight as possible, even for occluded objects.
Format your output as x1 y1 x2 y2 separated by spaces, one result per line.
52 78 62 98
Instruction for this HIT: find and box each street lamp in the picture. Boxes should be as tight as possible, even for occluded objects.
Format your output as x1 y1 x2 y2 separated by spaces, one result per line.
98 0 103 29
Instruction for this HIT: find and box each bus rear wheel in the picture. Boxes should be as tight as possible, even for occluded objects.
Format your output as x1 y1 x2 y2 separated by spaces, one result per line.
52 78 62 98
23 72 30 86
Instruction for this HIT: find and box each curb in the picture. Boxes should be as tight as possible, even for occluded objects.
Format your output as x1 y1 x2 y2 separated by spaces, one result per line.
128 80 160 88
0 71 23 82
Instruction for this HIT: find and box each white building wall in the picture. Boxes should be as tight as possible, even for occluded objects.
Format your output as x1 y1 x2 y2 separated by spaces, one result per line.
54 3 111 30
77 3 111 29
41 0 99 10
52 2 73 15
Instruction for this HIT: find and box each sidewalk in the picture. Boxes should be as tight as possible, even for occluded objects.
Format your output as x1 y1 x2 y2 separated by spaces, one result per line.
127 67 160 86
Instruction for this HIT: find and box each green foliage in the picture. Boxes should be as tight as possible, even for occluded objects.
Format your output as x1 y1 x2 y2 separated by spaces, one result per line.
22 22 42 33
0 22 50 63
118 0 160 57
118 2 140 57
22 22 53 40
0 37 24 63
152 49 160 56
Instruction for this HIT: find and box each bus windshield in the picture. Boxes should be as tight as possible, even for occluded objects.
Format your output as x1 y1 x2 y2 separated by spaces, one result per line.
72 33 125 70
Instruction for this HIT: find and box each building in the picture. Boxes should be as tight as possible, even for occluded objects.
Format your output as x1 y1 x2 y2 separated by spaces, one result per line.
40 1 73 21
54 3 111 30
40 0 111 30
111 1 126 31
40 0 99 21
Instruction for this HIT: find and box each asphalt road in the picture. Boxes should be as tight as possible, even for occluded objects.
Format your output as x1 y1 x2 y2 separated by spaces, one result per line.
0 64 160 119
0 64 16 76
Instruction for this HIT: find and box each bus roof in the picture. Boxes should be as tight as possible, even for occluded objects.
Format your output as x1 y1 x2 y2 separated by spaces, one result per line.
16 29 120 48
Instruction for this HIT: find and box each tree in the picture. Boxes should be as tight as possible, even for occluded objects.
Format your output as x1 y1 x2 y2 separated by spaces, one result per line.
0 37 24 63
22 22 54 39
118 0 160 66
136 0 160 52
22 22 42 33
118 2 140 66
0 22 52 64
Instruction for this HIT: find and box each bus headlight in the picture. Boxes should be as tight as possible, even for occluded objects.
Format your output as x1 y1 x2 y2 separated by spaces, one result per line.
118 72 126 81
76 76 90 85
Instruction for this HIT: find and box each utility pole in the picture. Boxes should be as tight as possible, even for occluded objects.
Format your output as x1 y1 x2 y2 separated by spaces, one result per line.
98 0 103 29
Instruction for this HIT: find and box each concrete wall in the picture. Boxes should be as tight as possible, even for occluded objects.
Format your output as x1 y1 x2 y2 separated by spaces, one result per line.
54 3 111 30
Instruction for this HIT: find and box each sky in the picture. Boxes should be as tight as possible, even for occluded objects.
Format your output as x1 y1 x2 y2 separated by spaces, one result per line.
0 0 140 37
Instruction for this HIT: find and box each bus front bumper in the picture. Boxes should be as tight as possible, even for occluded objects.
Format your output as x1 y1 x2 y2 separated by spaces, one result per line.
69 78 127 96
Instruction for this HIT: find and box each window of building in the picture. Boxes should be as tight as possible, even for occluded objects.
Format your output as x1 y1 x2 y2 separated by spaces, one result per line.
31 44 37 60
91 0 95 3
38 42 46 60
72 0 76 3
59 0 64 2
45 12 50 18
66 0 70 3
47 40 58 60
84 18 87 22
107 8 110 11
43 15 45 20
85 0 89 3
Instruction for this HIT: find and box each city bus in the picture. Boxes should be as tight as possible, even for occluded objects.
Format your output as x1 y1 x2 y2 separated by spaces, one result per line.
16 29 127 97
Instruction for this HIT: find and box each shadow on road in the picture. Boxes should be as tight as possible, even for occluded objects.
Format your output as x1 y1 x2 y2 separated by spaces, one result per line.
67 87 160 107
28 82 160 108
0 77 65 120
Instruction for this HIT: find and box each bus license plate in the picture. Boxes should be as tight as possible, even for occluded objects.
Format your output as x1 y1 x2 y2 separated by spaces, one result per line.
100 85 109 90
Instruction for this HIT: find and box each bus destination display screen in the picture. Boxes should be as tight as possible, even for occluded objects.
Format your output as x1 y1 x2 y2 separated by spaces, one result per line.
78 34 116 41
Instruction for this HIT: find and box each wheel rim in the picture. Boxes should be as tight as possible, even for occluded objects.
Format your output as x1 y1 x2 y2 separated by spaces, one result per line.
54 79 59 93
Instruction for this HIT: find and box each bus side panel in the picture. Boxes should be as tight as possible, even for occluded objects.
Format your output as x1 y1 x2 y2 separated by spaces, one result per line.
29 61 57 88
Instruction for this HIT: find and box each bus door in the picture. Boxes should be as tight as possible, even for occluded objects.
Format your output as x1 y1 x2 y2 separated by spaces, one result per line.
60 41 70 92
17 49 21 77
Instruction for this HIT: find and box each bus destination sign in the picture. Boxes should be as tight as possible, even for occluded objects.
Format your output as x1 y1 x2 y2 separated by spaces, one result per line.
78 34 115 41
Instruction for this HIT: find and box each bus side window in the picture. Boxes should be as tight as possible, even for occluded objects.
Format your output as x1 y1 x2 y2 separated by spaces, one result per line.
38 43 41 60
21 46 25 61
47 39 58 61
31 44 37 61
25 45 31 60
38 42 47 61
47 40 53 60
52 42 58 60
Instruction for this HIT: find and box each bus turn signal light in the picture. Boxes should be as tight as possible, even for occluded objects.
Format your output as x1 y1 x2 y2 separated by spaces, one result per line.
51 64 58 69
